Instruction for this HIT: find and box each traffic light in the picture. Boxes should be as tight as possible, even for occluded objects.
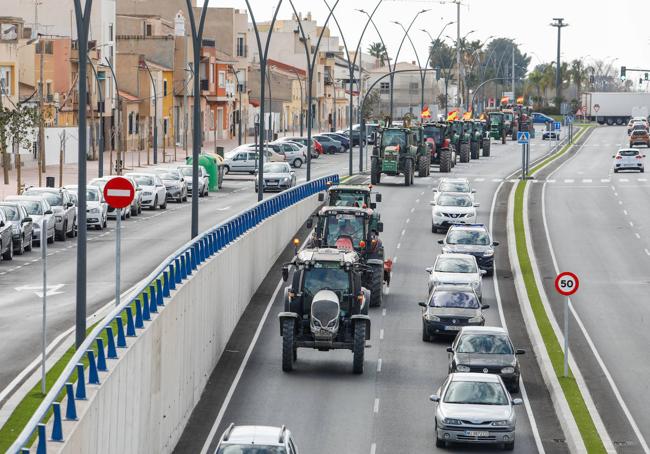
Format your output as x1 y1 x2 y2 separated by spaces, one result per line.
620 66 626 80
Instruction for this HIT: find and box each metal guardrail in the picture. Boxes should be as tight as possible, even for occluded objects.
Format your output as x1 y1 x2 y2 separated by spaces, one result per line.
9 174 339 453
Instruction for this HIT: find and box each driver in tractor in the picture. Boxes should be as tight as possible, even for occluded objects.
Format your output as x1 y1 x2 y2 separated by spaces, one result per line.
327 217 362 245
389 134 405 148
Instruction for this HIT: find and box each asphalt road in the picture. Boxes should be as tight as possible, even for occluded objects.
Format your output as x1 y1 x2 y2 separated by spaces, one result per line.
176 130 570 454
0 151 353 392
532 125 650 453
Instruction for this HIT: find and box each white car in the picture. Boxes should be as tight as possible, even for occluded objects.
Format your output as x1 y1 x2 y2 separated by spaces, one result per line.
89 176 138 219
126 173 168 209
433 177 475 203
269 141 306 168
64 184 108 230
6 195 56 244
431 192 479 233
175 165 209 197
427 253 486 300
613 148 645 173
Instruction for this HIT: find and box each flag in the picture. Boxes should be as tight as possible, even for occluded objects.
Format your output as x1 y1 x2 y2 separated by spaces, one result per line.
421 105 431 119
500 96 509 105
447 111 459 121
516 96 524 105
462 110 473 120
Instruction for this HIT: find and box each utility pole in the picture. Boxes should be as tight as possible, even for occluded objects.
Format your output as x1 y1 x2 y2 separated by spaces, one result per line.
550 18 568 105
38 34 44 186
455 0 461 110
512 44 515 99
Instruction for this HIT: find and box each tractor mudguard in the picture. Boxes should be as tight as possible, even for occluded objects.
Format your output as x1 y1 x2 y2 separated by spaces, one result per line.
351 314 371 340
278 311 299 334
366 258 384 266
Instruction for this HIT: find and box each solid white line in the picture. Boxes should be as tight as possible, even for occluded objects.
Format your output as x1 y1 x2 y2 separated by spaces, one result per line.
379 329 384 340
373 398 380 413
377 358 382 372
370 443 377 454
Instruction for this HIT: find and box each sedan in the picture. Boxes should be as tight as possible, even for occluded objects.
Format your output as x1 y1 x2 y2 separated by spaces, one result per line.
255 162 296 193
430 372 522 450
433 178 476 203
64 185 108 230
542 130 560 140
89 176 135 219
431 193 479 233
175 165 209 197
151 168 188 202
313 134 341 154
419 285 488 341
126 173 168 209
439 224 499 275
0 208 14 260
278 136 321 157
613 148 645 173
6 195 55 245
0 202 33 254
268 142 306 168
448 326 525 392
23 187 77 240
427 253 486 300
321 132 350 150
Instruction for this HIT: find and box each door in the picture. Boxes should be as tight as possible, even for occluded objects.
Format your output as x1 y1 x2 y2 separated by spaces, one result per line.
231 152 247 171
245 152 258 171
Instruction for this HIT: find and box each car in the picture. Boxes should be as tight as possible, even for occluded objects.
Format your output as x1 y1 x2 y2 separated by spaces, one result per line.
22 187 77 241
427 253 486 300
321 132 350 150
447 326 525 392
313 134 342 154
627 119 635 135
531 112 554 124
64 185 108 230
430 193 479 233
214 424 299 454
0 208 15 261
6 195 55 245
89 176 137 219
433 178 475 203
255 162 296 192
542 130 560 140
126 173 168 208
439 224 499 275
419 285 488 341
430 372 522 450
175 165 209 197
268 141 306 168
629 129 650 147
278 136 322 157
151 168 188 202
0 202 33 254
613 148 645 173
223 148 284 174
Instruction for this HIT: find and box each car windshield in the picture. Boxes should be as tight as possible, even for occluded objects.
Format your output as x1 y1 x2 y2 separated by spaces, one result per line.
457 334 514 354
302 264 350 297
25 190 62 206
443 380 508 405
437 195 473 207
264 163 288 173
324 214 366 246
423 127 442 141
87 189 100 201
21 200 44 215
435 257 477 273
632 130 646 136
217 445 287 454
179 167 194 176
0 205 20 221
330 191 368 208
315 136 330 142
159 172 177 180
440 181 470 192
133 175 154 186
381 130 406 147
446 229 490 245
430 291 479 309
619 150 639 157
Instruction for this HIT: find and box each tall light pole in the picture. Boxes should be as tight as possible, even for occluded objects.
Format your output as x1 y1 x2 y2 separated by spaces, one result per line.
87 56 104 177
447 29 474 111
140 58 158 165
228 65 243 146
550 18 568 106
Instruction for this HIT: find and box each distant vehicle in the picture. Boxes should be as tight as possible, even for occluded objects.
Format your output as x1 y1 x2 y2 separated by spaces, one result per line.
433 178 475 203
430 372 522 450
125 173 168 209
419 285 488 341
268 141 306 168
439 224 499 275
214 424 299 454
0 202 33 254
255 162 296 192
6 195 55 245
0 208 15 260
64 184 108 230
150 169 188 203
630 129 650 148
23 187 77 240
581 92 650 125
277 136 321 157
175 165 209 197
613 148 645 173
313 134 342 154
447 326 525 392
427 253 486 300
531 112 554 124
321 132 350 150
542 130 560 140
223 148 284 174
89 176 137 219
430 193 479 232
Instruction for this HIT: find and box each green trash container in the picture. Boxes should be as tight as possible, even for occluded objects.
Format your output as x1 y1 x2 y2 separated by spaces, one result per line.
186 153 219 192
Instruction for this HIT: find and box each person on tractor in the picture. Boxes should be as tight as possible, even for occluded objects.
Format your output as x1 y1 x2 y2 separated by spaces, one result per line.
389 134 405 148
327 217 363 245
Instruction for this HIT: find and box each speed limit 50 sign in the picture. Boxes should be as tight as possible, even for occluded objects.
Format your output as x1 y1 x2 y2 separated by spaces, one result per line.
555 272 579 296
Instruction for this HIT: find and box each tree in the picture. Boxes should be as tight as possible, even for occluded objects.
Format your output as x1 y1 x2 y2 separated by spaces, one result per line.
0 104 39 187
368 42 388 67
362 88 382 120
569 59 590 98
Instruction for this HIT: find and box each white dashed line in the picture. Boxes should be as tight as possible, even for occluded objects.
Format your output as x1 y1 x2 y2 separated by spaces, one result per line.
420 191 424 196
492 178 502 182
635 233 641 239
373 398 380 413
370 443 377 454
630 222 634 228
401 229 406 237
620 178 629 182
382 309 387 317
475 177 485 182
614 192 618 196
546 179 556 183
582 179 592 183
624 210 628 215
379 329 384 340
392 256 398 264
564 179 575 183
601 179 610 183
377 358 382 372
645 249 650 256
396 243 401 249
639 178 648 182
31 259 38 262
406 218 410 224
410 207 415 213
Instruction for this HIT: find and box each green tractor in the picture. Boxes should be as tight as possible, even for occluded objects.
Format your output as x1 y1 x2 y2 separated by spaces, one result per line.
318 184 382 232
410 126 432 177
466 121 483 160
473 120 491 157
371 126 418 186
422 122 455 173
488 111 507 144
450 120 471 163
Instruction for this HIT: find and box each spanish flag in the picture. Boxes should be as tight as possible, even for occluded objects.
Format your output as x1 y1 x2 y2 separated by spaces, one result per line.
500 96 509 105
516 96 524 105
447 110 459 121
462 110 473 120
421 105 431 119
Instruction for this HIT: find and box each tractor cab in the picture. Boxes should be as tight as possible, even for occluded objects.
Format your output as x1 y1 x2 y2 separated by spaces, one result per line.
319 184 382 210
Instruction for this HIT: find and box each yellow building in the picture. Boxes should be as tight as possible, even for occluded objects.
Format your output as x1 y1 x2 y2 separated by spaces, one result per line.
162 69 174 147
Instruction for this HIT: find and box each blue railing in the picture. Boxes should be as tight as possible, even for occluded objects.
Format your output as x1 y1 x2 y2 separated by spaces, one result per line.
9 174 339 453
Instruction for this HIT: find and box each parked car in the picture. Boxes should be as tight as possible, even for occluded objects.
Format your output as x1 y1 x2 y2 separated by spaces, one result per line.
0 202 33 254
6 195 55 245
419 285 488 341
175 165 209 197
126 173 168 208
613 148 645 173
321 132 350 150
278 136 321 157
214 424 299 454
223 148 283 174
268 141 306 168
23 187 76 241
64 184 108 230
255 162 296 192
0 208 15 260
313 134 342 154
89 176 137 219
151 168 188 203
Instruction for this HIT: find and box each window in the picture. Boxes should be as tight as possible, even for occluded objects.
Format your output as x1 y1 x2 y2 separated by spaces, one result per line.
128 112 134 135
135 114 140 134
236 35 245 57
209 64 214 84
409 81 419 94
379 81 390 94
145 23 152 37
163 79 168 97
0 66 12 96
108 23 113 41
218 71 225 88
163 118 168 135
35 41 53 55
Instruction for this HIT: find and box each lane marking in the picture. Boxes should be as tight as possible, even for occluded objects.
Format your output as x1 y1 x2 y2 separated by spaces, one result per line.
582 179 592 183
396 243 401 249
619 201 623 205
382 309 386 317
392 256 398 264
629 222 634 228
410 207 415 213
370 443 376 454
645 249 650 256
620 178 629 182
406 218 410 224
475 177 485 182
623 210 628 216
401 229 406 237
564 179 575 183
379 329 384 340
377 358 382 372
600 179 610 183
373 398 380 413
635 233 641 239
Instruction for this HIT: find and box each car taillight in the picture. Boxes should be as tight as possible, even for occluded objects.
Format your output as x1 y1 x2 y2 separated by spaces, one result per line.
616 156 622 160
636 155 643 159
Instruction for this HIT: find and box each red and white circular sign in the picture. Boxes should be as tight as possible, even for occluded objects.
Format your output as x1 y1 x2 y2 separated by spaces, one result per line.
103 177 135 209
554 272 579 296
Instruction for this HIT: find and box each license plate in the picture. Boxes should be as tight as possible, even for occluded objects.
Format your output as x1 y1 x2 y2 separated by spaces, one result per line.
465 431 489 437
445 325 461 331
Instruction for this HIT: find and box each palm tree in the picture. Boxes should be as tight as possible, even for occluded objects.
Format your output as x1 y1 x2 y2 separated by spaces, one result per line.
569 59 589 98
368 42 388 67
540 63 556 106
526 69 544 107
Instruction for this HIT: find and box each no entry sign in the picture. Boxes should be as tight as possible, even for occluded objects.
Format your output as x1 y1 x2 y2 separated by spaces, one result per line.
103 177 135 209
555 272 579 296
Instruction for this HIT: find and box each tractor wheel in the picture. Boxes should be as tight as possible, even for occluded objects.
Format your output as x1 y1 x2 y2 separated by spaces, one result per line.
439 149 452 173
501 130 507 144
482 138 491 157
451 147 456 167
459 143 470 163
369 263 383 307
371 158 381 185
281 318 296 372
512 126 518 141
404 160 412 186
470 142 479 160
352 321 366 374
418 155 429 177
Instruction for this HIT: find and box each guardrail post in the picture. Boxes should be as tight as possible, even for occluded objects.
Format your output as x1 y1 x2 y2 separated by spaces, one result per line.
186 250 194 275
190 247 197 271
135 298 144 328
125 307 136 336
180 254 188 279
36 423 46 454
116 317 127 348
198 240 205 263
87 350 100 385
169 264 177 290
162 271 171 297
65 382 77 420
75 363 86 400
148 285 158 314
51 402 63 442
156 279 164 307
174 257 182 284
96 338 107 371
21 448 30 453
105 327 117 359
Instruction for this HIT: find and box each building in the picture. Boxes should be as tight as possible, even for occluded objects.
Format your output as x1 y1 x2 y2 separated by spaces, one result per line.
0 17 28 108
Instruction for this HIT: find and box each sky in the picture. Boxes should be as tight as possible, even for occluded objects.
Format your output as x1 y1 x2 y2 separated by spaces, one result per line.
210 0 650 75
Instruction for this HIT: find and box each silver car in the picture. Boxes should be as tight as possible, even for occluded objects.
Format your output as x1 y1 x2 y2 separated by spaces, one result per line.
64 184 108 230
6 195 55 245
430 372 522 450
89 176 137 219
255 162 296 193
23 187 76 240
215 424 299 454
175 165 209 197
151 168 188 203
0 202 33 254
427 253 486 300
269 141 306 168
125 173 167 209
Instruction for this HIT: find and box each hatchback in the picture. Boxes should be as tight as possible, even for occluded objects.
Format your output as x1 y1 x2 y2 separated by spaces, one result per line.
419 285 488 340
613 148 645 172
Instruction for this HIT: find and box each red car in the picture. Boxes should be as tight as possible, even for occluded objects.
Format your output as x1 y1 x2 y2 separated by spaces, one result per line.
313 139 324 155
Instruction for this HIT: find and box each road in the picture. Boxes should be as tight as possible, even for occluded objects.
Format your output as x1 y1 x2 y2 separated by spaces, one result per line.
175 131 570 454
531 125 650 453
0 151 352 393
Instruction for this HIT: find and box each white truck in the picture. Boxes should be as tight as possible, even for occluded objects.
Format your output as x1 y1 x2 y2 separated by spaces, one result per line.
580 92 650 125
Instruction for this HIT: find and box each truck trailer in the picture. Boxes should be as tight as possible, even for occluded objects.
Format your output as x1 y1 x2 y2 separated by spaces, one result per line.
581 92 650 125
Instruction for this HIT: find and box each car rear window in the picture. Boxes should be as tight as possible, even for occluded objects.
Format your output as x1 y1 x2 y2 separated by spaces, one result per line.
632 130 647 136
620 150 639 157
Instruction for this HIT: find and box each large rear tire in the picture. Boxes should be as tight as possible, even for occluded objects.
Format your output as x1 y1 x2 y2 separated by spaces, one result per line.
439 149 452 173
470 141 479 160
371 158 381 185
512 126 518 141
281 318 296 372
459 143 470 163
369 263 383 307
418 155 429 177
352 322 366 374
482 138 491 157
404 160 412 186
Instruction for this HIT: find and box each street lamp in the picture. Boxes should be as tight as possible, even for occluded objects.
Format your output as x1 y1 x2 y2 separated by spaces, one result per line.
550 18 568 106
228 65 243 146
139 58 158 165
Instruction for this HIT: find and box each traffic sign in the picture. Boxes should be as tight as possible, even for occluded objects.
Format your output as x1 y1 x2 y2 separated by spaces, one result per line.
593 103 600 112
553 121 562 131
103 177 134 209
517 131 530 144
555 271 579 296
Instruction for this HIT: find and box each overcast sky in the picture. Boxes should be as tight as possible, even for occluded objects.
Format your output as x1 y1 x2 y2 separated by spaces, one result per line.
210 0 650 75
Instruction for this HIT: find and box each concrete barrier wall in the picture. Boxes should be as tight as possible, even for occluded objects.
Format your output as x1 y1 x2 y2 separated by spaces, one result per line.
51 194 320 454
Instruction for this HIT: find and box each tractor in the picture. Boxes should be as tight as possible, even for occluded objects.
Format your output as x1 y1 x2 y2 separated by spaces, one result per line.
279 247 371 373
371 126 418 186
450 120 471 163
473 120 491 157
422 122 455 173
502 108 518 140
307 206 389 308
410 125 432 177
318 183 382 232
466 121 483 160
487 111 507 144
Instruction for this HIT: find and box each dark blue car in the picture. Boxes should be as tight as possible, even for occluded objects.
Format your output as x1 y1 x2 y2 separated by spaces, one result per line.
322 133 350 151
532 112 554 124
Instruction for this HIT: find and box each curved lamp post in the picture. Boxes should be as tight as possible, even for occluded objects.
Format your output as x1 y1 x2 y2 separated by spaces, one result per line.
140 59 158 165
228 65 243 146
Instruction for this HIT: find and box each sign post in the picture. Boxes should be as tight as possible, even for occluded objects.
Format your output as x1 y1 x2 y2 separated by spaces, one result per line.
555 271 580 377
517 131 530 179
103 177 135 307
41 219 47 395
